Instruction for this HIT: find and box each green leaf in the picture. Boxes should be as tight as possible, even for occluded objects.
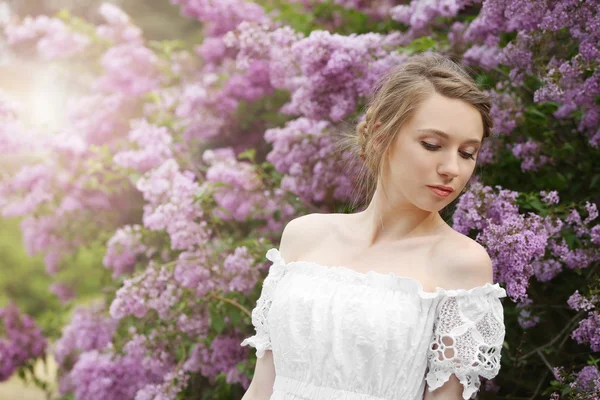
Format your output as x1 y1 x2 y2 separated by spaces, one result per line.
212 315 226 333
237 149 256 163
402 36 437 53
528 197 546 213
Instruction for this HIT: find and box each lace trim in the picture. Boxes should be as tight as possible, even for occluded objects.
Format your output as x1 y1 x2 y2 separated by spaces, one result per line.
240 248 287 358
267 248 507 300
425 295 505 400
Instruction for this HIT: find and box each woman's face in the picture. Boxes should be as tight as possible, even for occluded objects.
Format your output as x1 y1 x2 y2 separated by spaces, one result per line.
380 91 484 212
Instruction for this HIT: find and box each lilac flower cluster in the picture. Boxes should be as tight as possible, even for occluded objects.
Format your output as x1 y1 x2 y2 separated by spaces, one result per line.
136 159 210 251
54 303 117 368
463 0 600 147
96 3 143 45
540 190 560 205
508 139 552 172
568 290 598 312
4 15 90 60
0 304 47 381
452 181 590 301
571 311 600 353
65 92 136 146
114 119 174 174
174 246 261 298
574 366 600 392
390 0 475 31
452 180 520 234
94 43 162 97
283 31 406 121
477 211 550 301
486 87 524 137
226 22 406 121
171 0 269 37
110 262 182 321
183 332 250 389
202 147 293 227
134 366 190 400
176 308 210 338
516 297 540 329
532 258 563 283
203 147 263 221
103 224 152 278
264 117 362 204
63 333 174 400
49 282 76 303
290 0 396 20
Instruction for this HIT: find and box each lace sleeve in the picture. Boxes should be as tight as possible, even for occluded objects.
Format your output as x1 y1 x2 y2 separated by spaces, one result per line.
425 284 507 400
240 248 287 358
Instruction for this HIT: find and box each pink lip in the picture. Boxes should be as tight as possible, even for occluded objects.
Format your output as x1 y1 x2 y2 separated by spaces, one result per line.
428 186 452 198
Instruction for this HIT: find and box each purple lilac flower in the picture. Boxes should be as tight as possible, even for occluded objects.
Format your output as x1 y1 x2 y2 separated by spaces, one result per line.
66 334 173 400
540 190 560 205
532 258 563 282
135 366 190 400
183 332 250 388
390 0 475 31
0 304 47 381
110 262 182 321
96 3 143 45
575 366 600 392
136 159 210 251
516 297 540 329
265 117 362 204
103 224 152 278
568 290 598 312
4 15 90 59
571 311 600 352
49 282 76 303
54 303 117 368
486 87 524 136
508 139 552 172
476 211 550 301
94 44 161 97
113 119 174 173
452 181 520 235
171 0 269 37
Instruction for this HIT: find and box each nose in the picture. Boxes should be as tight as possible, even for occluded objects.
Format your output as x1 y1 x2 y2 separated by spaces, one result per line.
437 152 460 180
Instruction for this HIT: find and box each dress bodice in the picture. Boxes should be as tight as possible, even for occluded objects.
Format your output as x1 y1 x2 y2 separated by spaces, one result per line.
241 248 507 400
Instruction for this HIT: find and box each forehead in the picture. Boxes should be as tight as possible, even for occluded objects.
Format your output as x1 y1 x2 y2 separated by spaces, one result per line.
408 92 484 142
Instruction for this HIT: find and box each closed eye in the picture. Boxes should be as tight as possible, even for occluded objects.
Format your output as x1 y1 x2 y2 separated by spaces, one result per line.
421 141 475 160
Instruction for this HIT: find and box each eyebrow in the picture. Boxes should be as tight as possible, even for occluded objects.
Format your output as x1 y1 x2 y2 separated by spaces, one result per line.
417 128 482 145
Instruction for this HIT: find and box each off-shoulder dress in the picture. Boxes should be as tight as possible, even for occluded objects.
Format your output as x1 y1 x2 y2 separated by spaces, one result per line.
241 248 507 400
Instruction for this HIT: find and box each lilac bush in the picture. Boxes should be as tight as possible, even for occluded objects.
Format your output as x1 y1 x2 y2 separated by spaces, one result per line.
0 0 598 398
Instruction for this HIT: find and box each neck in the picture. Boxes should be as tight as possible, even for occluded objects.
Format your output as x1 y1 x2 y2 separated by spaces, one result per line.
354 186 445 248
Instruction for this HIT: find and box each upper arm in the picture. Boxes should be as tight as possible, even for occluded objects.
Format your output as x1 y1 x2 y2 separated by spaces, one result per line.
425 238 496 400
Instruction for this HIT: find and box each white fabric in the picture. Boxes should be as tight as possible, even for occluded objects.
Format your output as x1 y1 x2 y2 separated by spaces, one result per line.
241 248 507 400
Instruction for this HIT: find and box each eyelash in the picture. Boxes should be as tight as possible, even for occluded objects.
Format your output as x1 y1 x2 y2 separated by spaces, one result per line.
421 142 476 160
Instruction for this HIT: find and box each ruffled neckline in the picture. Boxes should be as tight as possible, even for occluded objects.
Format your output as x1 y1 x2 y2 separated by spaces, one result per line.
266 248 507 300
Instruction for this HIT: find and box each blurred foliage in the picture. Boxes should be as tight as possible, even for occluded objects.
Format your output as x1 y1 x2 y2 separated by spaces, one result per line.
0 217 110 340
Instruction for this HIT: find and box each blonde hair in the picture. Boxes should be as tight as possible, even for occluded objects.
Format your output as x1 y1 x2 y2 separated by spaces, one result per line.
338 51 493 211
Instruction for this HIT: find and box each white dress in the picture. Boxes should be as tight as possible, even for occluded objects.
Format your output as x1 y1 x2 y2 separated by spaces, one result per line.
241 248 507 400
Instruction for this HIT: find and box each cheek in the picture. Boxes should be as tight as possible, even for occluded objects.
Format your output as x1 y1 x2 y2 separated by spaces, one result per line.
388 147 429 184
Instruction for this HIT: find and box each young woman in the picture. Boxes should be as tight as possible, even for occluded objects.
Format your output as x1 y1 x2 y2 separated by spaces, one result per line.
240 52 507 400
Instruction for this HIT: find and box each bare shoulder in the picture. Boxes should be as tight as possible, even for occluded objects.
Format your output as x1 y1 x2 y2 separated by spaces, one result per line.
278 213 332 263
434 230 495 291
